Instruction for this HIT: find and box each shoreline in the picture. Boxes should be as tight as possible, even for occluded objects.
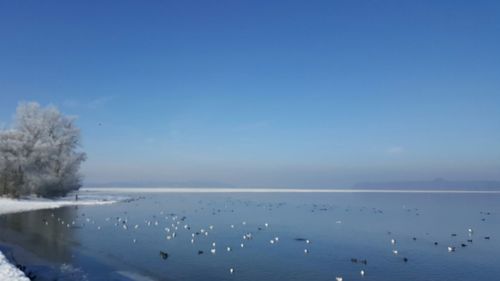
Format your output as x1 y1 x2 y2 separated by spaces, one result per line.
0 196 117 216
0 196 118 281
0 250 30 281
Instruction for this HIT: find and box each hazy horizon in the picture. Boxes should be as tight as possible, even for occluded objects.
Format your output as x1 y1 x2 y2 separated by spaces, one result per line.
81 179 500 191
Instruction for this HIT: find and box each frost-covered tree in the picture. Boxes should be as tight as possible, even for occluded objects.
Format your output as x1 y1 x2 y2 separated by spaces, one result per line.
0 129 26 197
0 102 86 197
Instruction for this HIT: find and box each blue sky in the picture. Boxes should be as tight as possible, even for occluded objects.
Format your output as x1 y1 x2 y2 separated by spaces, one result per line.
1 1 499 187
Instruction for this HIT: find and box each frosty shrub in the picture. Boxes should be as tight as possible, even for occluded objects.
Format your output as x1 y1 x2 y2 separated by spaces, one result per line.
0 102 86 198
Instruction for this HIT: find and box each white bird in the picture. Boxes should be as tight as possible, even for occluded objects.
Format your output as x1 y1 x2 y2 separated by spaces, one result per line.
264 223 269 227
360 270 365 276
270 240 275 244
229 268 234 274
448 246 455 252
306 239 310 244
392 250 398 255
227 246 232 252
133 238 137 243
391 239 396 244
210 248 216 254
209 225 214 230
304 249 309 254
336 277 343 281
240 243 244 248
191 239 195 244
274 237 279 242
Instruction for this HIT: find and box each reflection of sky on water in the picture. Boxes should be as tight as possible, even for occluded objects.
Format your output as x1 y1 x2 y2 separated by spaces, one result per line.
0 207 77 263
1 193 499 281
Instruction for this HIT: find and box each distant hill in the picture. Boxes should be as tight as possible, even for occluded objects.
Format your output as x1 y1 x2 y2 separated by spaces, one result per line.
353 179 500 190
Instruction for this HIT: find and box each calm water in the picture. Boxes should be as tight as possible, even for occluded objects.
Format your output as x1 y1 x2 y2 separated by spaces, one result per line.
0 191 499 281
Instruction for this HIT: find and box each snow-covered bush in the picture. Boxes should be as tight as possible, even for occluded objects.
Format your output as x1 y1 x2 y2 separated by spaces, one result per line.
0 102 86 198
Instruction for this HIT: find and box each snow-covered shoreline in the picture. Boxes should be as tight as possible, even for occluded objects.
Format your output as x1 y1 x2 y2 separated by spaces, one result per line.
0 251 30 281
0 196 116 216
0 196 118 280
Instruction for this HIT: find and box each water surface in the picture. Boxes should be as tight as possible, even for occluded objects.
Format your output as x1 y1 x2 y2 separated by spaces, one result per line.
0 191 499 281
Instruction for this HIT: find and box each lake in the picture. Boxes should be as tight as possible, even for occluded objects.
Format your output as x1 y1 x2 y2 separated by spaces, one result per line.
0 190 499 281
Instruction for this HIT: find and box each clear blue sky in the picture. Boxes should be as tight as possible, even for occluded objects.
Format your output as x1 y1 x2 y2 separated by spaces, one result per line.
1 1 499 187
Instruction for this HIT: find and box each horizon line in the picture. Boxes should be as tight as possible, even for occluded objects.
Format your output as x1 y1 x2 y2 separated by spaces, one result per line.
81 187 500 194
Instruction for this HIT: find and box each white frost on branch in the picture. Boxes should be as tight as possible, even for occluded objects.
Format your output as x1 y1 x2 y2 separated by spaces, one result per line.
0 102 86 197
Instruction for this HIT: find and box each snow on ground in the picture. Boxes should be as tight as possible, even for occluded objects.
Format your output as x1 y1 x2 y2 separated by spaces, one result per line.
0 195 118 280
0 196 117 216
0 250 30 281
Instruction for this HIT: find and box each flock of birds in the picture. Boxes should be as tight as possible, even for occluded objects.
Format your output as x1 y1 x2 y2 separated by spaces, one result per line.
36 197 495 281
